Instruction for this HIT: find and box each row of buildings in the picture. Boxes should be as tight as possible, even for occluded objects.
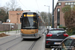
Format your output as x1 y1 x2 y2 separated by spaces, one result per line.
4 0 75 28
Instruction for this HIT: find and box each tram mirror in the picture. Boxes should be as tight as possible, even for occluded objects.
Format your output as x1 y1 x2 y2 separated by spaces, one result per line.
20 18 22 23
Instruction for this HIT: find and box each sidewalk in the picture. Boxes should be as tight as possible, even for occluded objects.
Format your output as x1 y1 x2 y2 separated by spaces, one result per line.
0 30 21 35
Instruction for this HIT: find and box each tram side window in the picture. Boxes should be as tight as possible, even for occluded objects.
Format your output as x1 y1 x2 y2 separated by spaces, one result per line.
38 22 42 30
38 21 42 30
38 18 45 30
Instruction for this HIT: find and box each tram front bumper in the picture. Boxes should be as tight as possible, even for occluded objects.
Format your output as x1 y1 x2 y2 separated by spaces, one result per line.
21 33 40 39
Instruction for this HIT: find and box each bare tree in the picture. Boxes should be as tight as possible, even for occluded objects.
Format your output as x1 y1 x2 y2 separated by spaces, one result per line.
3 0 22 22
40 12 52 26
10 0 18 11
5 0 22 11
48 13 52 26
4 2 10 13
40 12 49 26
15 8 22 11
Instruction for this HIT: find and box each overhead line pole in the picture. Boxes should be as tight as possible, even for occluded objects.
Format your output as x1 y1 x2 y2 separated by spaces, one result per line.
48 6 50 26
52 0 54 28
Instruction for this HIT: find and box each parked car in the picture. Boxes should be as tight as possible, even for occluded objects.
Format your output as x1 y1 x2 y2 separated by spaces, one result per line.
60 35 75 50
45 28 68 48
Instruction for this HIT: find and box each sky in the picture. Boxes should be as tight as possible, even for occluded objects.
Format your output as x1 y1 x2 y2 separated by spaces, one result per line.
0 0 58 13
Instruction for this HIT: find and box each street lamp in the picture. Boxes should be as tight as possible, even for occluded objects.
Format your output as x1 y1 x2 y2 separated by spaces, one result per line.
44 5 50 26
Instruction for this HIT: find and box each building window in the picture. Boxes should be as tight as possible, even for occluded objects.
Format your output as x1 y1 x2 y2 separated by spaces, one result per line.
71 2 74 5
74 2 75 5
68 2 71 5
57 8 60 26
58 2 61 5
65 2 68 5
57 8 60 12
65 2 75 6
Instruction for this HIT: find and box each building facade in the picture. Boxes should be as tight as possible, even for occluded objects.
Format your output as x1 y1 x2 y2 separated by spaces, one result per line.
9 10 30 24
9 11 23 24
54 0 75 28
58 0 75 1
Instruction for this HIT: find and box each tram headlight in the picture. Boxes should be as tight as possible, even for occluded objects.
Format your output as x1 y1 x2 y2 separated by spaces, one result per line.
21 29 23 32
36 29 38 32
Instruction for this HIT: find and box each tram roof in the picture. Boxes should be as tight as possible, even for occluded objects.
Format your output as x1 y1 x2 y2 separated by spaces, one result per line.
22 12 37 14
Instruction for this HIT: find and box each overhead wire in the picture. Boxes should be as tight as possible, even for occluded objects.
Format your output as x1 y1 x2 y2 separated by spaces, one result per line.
35 0 40 12
18 0 27 9
18 0 40 12
18 0 36 11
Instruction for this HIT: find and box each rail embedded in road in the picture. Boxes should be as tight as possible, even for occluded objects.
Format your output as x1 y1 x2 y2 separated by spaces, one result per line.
0 34 45 50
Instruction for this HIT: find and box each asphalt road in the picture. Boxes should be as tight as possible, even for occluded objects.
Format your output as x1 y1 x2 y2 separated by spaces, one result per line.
8 41 34 50
0 34 45 50
0 29 55 50
0 35 22 50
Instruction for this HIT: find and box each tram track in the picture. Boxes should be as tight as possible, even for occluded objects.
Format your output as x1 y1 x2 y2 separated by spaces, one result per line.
5 41 37 50
0 36 21 46
0 35 19 45
0 36 22 50
0 34 44 50
28 40 37 50
6 40 22 50
6 38 39 50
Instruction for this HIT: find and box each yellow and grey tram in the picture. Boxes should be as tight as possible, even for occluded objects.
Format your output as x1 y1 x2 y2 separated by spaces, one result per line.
20 12 45 39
